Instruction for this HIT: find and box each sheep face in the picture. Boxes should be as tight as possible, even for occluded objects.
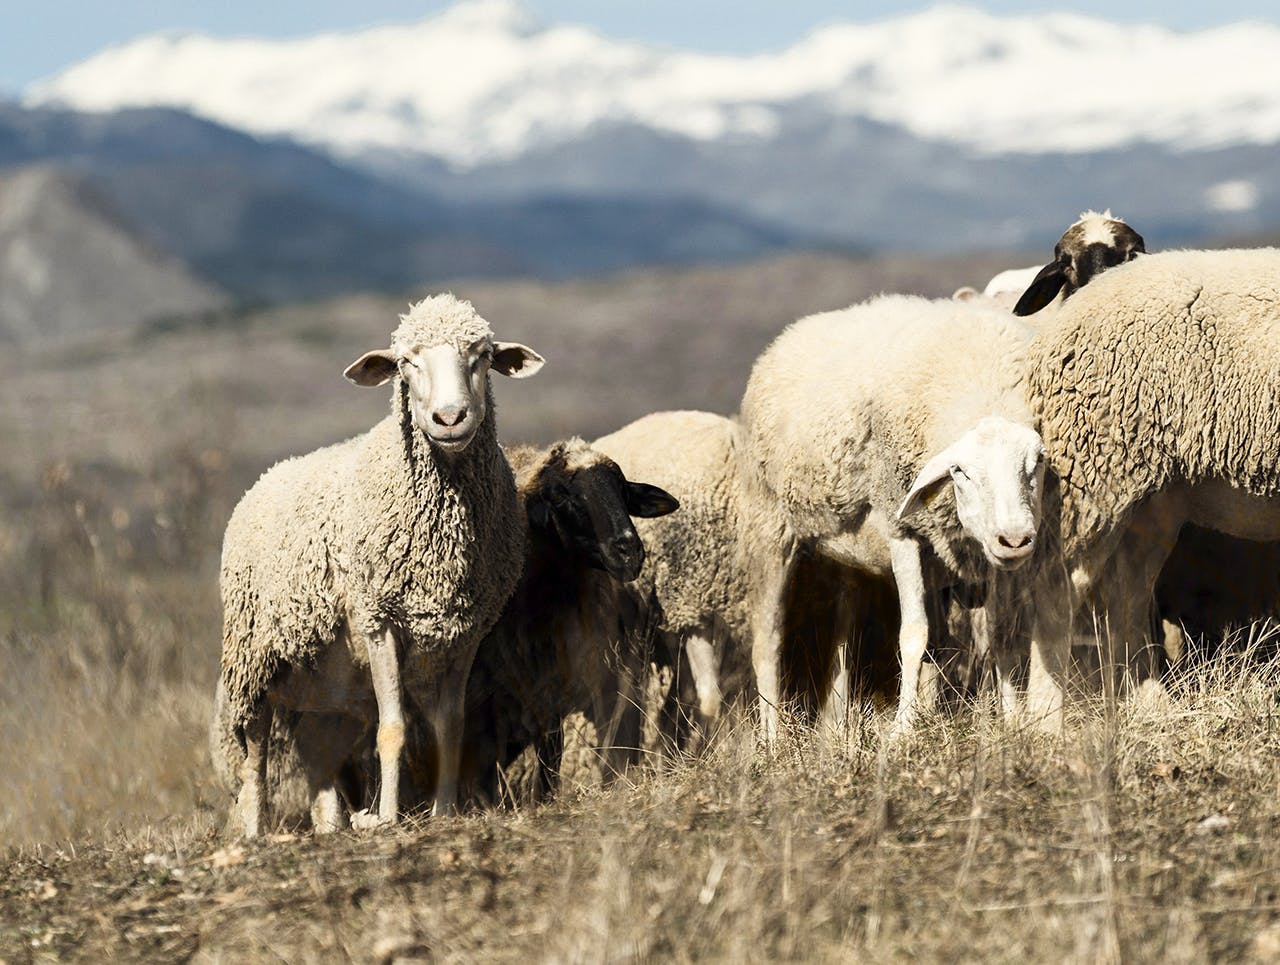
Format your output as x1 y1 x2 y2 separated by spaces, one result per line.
531 451 679 582
898 417 1046 571
344 337 544 453
1013 211 1145 316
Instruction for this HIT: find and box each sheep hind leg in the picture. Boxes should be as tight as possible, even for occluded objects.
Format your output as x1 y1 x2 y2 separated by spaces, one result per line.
427 651 477 817
1097 507 1183 705
310 785 346 834
685 633 723 727
752 549 798 751
814 576 856 738
235 701 273 838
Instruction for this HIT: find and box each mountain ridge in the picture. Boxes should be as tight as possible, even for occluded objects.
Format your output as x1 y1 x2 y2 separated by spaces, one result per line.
27 1 1280 166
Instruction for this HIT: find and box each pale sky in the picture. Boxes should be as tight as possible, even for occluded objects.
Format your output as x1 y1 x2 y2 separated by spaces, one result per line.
4 1 1278 96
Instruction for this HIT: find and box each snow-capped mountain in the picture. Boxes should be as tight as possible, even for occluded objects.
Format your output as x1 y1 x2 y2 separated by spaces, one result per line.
27 0 1280 167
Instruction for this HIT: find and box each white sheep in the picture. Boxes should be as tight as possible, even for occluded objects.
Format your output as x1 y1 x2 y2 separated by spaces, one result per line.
592 411 776 735
1023 246 1280 726
218 293 544 836
740 294 1048 741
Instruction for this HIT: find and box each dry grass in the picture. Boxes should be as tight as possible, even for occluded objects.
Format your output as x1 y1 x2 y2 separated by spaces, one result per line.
2 651 1278 962
2 250 1279 961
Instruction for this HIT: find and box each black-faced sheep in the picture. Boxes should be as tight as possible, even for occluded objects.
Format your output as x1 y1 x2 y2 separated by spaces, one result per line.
457 439 678 805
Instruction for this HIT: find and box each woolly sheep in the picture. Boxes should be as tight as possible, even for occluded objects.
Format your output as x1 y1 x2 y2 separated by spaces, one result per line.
458 438 678 805
592 411 782 735
1012 209 1145 316
218 293 544 836
740 294 1048 742
1023 247 1280 725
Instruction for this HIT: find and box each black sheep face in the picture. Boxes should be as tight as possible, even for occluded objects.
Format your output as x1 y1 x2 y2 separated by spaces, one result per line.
530 451 678 583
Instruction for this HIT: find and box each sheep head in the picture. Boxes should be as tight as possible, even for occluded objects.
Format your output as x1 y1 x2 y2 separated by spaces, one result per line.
898 417 1046 571
343 294 544 453
1013 210 1145 316
527 442 679 582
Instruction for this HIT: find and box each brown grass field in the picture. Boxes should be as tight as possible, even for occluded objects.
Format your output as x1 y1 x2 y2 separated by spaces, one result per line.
2 250 1279 962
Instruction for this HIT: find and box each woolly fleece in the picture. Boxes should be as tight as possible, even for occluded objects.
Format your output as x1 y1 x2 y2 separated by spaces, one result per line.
594 410 762 645
741 294 1037 584
1025 247 1280 558
219 295 526 732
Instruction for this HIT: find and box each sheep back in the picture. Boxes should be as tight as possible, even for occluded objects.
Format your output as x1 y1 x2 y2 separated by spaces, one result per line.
741 294 1035 580
1025 247 1280 557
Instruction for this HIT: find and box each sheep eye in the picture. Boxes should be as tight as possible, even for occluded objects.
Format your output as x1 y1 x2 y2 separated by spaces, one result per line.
952 466 970 482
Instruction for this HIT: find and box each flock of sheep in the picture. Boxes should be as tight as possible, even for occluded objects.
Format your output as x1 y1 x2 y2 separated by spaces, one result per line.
212 211 1280 837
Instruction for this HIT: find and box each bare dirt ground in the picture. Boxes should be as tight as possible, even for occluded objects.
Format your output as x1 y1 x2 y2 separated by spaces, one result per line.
3 249 1279 962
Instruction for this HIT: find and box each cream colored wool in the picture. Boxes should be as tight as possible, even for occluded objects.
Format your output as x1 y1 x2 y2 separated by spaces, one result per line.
742 294 1037 585
219 296 526 735
595 411 757 645
1025 247 1280 559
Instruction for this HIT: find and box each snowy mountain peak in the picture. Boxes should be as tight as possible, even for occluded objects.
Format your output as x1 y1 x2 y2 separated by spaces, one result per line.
26 3 1280 167
432 0 541 35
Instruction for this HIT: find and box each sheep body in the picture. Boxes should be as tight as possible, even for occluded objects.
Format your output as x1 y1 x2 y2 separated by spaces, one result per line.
593 411 780 722
220 384 523 727
218 293 536 832
743 295 1037 582
741 294 1045 736
1027 247 1280 557
595 412 752 644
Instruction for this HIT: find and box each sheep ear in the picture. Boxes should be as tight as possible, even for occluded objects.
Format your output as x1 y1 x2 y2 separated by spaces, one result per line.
625 482 679 518
344 350 398 386
492 342 545 379
1012 260 1068 316
898 450 957 519
952 286 980 301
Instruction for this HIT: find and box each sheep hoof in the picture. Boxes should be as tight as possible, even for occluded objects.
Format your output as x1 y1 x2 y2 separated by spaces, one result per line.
349 808 392 831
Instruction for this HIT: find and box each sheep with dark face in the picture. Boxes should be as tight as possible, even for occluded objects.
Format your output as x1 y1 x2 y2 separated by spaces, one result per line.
458 439 678 804
1013 210 1145 316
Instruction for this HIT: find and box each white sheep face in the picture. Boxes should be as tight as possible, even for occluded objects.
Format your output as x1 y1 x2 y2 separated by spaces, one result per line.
344 338 544 453
898 416 1046 571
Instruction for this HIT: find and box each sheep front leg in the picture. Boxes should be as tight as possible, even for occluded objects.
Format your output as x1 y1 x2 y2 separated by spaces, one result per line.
752 553 795 750
889 536 930 739
820 635 850 734
235 700 273 838
362 627 404 827
1027 569 1073 736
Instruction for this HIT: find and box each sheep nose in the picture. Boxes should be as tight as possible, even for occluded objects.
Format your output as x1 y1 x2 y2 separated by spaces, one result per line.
432 405 467 427
606 533 644 578
997 531 1034 550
